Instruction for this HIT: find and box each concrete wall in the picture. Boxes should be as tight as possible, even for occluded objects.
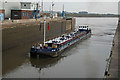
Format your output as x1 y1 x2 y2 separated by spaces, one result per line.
0 2 3 9
2 18 75 51
21 2 31 9
4 2 20 19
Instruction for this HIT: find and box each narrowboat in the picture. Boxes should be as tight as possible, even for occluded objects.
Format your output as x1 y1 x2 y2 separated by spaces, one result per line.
30 25 91 57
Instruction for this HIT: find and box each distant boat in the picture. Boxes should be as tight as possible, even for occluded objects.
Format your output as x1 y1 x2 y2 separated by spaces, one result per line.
30 25 91 57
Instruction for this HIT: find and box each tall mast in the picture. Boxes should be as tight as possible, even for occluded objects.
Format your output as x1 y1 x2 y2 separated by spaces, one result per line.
39 0 41 18
62 4 65 17
49 4 51 12
44 17 46 46
52 1 54 18
49 5 51 17
41 0 43 17
63 4 64 11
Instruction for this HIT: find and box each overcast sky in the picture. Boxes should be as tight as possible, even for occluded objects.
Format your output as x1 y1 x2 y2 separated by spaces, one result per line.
0 0 120 14
2 0 120 2
43 2 118 14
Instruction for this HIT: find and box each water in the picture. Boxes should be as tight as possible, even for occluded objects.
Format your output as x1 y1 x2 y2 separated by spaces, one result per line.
3 17 118 78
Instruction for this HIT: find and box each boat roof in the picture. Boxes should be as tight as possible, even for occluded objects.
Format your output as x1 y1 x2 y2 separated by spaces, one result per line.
45 34 72 44
45 25 88 45
79 25 88 26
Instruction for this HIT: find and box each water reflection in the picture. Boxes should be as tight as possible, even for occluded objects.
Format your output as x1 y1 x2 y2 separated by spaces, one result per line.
29 40 85 71
30 57 63 70
29 37 90 70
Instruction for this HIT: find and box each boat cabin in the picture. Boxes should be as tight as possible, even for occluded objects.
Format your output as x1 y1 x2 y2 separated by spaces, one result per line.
79 25 89 31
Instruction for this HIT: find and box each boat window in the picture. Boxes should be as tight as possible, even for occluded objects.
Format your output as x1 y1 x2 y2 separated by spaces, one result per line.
14 12 18 17
48 43 52 47
52 44 58 48
45 44 48 47
57 44 60 47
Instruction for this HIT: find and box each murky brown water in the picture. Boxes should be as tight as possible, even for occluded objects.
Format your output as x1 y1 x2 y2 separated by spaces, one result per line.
2 18 118 78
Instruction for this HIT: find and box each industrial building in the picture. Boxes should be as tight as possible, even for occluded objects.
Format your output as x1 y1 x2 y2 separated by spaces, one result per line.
11 2 42 19
1 1 39 19
0 1 59 20
79 11 88 14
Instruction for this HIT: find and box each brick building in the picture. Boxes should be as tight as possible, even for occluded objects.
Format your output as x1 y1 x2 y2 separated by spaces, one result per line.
1 1 39 19
0 9 5 21
11 9 41 19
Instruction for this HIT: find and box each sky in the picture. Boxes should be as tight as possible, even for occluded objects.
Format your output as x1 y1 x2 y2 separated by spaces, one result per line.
43 2 118 14
2 0 120 2
0 0 120 14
